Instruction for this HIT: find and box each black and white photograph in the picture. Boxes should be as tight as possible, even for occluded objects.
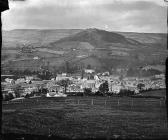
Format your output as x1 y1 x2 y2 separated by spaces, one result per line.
1 0 168 139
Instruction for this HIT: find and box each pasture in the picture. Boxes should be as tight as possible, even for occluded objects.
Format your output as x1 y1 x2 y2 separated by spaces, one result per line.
2 96 168 139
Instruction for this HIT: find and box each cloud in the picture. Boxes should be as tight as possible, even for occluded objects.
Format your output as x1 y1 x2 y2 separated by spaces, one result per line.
100 1 165 11
2 0 167 33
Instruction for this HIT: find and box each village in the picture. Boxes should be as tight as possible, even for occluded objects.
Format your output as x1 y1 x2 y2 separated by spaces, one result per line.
1 68 166 100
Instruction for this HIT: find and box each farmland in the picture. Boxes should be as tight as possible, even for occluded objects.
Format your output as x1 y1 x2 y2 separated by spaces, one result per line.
2 95 168 139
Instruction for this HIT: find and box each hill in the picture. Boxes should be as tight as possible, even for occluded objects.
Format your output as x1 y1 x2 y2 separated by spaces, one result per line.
2 29 81 48
45 28 167 70
2 28 167 73
48 28 143 49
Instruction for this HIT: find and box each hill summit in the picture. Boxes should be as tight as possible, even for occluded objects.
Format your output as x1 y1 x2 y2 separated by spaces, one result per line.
54 28 140 47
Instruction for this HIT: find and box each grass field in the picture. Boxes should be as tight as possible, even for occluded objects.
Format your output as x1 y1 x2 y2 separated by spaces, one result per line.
2 96 168 139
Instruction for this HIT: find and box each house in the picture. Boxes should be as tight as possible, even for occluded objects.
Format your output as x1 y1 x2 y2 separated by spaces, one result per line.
56 73 72 81
109 75 120 81
47 84 63 93
68 84 83 92
94 75 100 80
81 79 98 92
5 78 15 85
111 85 122 94
102 72 110 76
20 83 40 96
33 56 39 60
108 81 122 94
84 69 95 74
15 78 26 84
154 74 165 79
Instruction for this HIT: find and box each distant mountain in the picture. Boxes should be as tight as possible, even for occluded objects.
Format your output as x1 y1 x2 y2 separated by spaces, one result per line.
46 28 167 68
50 28 142 49
119 32 167 47
2 28 167 73
2 29 81 48
2 28 166 49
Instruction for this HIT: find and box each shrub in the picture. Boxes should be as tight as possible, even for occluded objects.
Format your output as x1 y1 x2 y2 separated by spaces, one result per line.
4 93 14 101
98 81 109 95
119 89 135 96
95 91 104 96
84 88 92 96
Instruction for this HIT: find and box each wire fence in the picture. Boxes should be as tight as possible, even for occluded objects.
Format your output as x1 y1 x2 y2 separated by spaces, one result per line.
65 98 166 108
2 97 166 109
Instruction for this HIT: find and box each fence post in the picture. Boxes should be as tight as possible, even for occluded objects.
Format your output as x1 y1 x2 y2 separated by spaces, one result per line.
160 100 162 107
105 100 106 106
117 99 119 106
131 100 133 109
91 99 94 105
78 99 80 105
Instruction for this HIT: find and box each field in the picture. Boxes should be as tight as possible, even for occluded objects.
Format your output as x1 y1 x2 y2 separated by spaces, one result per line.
2 96 168 139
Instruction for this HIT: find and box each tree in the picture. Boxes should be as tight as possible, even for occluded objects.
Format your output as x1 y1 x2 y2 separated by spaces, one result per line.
83 88 92 96
87 64 91 69
37 70 52 80
119 89 135 96
119 75 124 81
137 83 145 91
13 85 23 98
81 69 84 79
65 61 70 73
8 93 14 100
57 79 72 94
99 81 109 96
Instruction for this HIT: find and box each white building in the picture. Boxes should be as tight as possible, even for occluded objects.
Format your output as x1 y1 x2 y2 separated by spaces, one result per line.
5 78 15 84
84 69 95 74
56 74 72 81
15 78 26 84
108 80 122 94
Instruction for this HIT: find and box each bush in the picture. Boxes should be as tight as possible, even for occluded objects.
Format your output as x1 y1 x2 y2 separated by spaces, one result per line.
119 89 135 96
3 94 9 101
84 88 92 96
106 92 113 96
4 93 14 101
9 93 14 100
94 91 104 96
66 92 84 96
98 81 109 95
25 92 35 98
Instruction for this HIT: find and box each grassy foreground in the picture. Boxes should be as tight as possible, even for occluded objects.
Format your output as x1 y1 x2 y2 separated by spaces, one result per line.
2 96 168 139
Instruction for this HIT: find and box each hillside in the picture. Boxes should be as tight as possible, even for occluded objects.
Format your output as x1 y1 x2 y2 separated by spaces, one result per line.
119 32 167 49
2 29 81 48
45 28 167 70
1 28 167 73
49 28 143 49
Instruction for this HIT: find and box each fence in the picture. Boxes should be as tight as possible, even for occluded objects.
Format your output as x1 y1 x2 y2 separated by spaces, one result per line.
2 97 166 109
64 98 165 108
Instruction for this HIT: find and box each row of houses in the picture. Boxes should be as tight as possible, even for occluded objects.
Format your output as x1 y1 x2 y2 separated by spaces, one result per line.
1 72 166 99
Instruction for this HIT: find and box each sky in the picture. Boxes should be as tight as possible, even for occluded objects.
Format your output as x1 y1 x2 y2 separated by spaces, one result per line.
1 0 167 33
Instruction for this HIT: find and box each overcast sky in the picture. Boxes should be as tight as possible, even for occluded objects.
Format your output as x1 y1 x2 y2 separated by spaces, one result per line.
1 0 167 33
